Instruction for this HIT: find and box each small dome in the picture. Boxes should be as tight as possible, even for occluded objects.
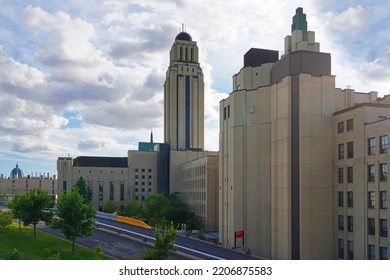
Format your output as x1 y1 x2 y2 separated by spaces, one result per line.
175 32 192 41
10 164 24 179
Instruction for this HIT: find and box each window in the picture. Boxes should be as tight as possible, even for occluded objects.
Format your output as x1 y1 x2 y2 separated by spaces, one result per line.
338 192 344 207
380 135 388 154
347 191 353 208
338 215 344 231
380 247 388 260
148 169 152 173
347 119 353 131
338 122 344 133
338 144 344 160
120 182 125 201
338 239 344 259
109 181 114 201
347 216 353 232
368 218 375 236
347 241 354 260
63 181 67 193
380 219 388 238
338 168 344 183
347 142 354 158
368 165 375 182
223 107 227 120
99 181 104 201
368 137 376 155
347 167 353 183
368 191 376 209
135 168 139 172
380 163 387 181
380 191 388 209
368 245 376 260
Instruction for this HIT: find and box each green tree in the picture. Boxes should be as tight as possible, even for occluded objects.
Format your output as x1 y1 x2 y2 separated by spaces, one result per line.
102 200 119 214
7 194 26 231
142 193 193 228
53 186 96 254
8 189 54 237
75 177 92 204
124 200 142 218
0 210 13 234
139 223 177 260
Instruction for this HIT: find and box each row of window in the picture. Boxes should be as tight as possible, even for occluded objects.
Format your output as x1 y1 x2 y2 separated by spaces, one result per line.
338 136 389 161
98 181 125 202
338 216 388 238
367 135 388 155
338 240 388 260
135 168 152 173
338 163 388 184
337 119 354 133
338 142 354 159
338 191 388 209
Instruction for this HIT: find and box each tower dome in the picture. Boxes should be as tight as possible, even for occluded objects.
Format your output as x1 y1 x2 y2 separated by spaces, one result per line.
175 31 192 41
10 164 24 179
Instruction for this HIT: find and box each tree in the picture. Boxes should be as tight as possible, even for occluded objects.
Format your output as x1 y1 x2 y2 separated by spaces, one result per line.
53 186 96 254
142 193 193 228
0 210 13 234
7 194 26 231
124 200 142 218
74 176 92 204
138 223 177 260
8 189 54 237
102 200 119 214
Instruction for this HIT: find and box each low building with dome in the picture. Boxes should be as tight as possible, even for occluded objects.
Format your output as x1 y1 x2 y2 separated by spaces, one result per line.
0 164 57 203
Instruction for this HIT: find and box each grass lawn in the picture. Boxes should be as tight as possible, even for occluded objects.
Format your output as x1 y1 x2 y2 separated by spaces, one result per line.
0 223 113 260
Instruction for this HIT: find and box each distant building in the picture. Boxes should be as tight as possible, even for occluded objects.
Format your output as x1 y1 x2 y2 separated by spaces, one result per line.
219 7 388 260
0 164 57 202
57 30 219 231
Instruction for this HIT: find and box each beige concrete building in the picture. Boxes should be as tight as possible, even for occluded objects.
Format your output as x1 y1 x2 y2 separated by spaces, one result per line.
334 102 390 260
219 7 386 260
164 30 204 151
0 164 57 202
179 153 219 231
56 30 219 231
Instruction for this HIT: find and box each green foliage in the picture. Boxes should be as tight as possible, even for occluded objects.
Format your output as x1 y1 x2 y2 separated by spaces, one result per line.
124 200 142 218
139 223 177 260
75 177 92 204
197 228 206 240
8 189 54 237
142 193 193 228
44 248 61 260
5 248 24 260
94 242 102 260
53 186 96 254
0 211 13 234
102 200 119 214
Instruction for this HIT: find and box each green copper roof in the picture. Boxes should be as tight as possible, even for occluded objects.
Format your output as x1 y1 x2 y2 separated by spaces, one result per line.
292 7 308 40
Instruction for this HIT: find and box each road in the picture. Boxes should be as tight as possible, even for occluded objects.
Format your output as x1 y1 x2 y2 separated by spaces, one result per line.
40 217 259 260
93 217 260 260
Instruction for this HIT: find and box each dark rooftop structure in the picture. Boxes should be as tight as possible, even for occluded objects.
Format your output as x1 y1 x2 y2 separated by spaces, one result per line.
244 48 279 68
175 31 192 41
73 156 128 168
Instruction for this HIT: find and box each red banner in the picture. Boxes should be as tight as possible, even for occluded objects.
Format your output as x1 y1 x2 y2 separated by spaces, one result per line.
235 230 244 238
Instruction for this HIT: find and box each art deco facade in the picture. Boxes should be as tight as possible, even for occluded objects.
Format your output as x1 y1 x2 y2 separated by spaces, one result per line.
57 31 219 231
164 31 204 151
219 7 387 260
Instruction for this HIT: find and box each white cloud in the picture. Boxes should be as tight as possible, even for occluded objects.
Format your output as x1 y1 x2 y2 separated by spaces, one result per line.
0 0 389 175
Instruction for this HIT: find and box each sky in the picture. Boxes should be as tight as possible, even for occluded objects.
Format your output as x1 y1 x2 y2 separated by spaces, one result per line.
0 0 389 177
